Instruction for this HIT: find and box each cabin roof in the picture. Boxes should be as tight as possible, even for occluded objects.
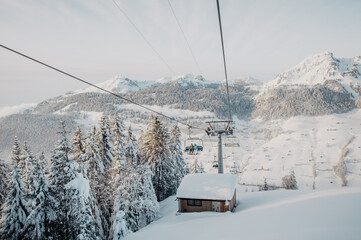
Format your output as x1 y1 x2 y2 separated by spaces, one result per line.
176 173 238 201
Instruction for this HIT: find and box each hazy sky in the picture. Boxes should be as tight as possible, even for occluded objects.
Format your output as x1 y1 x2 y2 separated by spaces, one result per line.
1 0 361 107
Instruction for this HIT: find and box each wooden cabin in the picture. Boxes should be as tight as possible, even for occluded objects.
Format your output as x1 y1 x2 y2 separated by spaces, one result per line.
176 173 238 213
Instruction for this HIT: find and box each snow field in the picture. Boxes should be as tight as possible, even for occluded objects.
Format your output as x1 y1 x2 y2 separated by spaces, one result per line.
124 187 361 240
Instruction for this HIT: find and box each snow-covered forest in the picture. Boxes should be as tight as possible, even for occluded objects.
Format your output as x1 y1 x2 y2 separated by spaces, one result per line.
0 115 187 240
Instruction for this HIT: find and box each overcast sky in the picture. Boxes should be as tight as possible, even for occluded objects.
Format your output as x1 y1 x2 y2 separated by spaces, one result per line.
1 0 361 107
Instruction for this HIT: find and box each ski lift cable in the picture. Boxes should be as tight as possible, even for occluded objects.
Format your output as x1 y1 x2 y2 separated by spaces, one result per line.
167 0 203 75
110 0 175 76
0 44 206 131
216 0 232 121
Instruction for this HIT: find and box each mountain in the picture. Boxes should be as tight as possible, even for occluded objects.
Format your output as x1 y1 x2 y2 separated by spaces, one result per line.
73 75 149 94
253 52 361 119
266 52 361 97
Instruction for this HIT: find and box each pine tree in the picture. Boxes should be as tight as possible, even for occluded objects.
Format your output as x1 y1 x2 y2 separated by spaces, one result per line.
21 142 31 190
65 173 102 240
190 159 200 174
98 115 115 170
97 115 115 238
169 125 188 188
110 132 159 240
125 126 138 168
71 126 86 168
48 122 103 239
23 146 39 196
48 121 77 239
138 115 176 201
111 116 126 172
21 157 56 240
0 161 28 240
84 126 109 239
0 159 11 210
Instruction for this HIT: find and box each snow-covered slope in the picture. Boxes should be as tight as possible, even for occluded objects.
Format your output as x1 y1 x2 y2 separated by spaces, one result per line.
183 109 361 190
266 52 361 97
124 187 361 240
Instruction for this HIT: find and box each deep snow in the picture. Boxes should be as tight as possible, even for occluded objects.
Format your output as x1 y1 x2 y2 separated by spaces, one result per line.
124 187 361 240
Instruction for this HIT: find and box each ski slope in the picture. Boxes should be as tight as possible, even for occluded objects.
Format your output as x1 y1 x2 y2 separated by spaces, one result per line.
182 109 361 190
123 187 361 240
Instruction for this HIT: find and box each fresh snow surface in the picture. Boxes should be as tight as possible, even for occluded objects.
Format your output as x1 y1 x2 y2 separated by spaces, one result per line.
176 174 237 200
124 187 361 240
0 103 35 118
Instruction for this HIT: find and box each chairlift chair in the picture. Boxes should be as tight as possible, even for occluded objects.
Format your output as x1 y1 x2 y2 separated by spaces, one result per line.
184 127 204 155
224 135 240 147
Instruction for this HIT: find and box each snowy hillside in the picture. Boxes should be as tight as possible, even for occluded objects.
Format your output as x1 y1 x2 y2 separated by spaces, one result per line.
183 109 361 190
123 187 361 240
265 52 361 97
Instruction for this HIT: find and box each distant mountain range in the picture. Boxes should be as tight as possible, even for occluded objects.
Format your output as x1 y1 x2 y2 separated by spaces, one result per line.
1 52 361 160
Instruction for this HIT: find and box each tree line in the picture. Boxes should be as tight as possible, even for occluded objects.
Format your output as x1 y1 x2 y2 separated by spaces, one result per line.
0 114 188 240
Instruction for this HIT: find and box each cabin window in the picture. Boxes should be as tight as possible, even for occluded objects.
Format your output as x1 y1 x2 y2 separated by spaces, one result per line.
187 199 202 206
187 199 195 206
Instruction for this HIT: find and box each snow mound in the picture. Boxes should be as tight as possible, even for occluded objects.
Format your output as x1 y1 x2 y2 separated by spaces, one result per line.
176 174 238 200
66 173 90 199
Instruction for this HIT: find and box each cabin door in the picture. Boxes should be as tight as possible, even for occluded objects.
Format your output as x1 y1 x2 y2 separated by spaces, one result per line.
212 201 221 212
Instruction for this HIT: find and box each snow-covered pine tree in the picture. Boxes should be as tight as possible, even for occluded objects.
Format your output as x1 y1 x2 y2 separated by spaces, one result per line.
97 115 116 238
169 125 188 188
98 115 115 170
111 115 126 168
110 131 159 240
71 126 86 168
137 115 176 201
125 126 137 168
0 161 28 240
49 122 103 239
84 126 109 239
65 172 103 240
48 121 77 239
21 142 31 190
11 137 26 182
190 159 200 174
23 146 39 196
0 159 11 210
20 156 56 240
38 152 49 177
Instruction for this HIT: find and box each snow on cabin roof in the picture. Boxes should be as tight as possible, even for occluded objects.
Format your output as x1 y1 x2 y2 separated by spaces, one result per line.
176 174 238 201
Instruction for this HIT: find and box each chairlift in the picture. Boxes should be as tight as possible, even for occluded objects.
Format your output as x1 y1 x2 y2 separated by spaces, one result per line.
212 160 219 168
184 127 204 155
224 135 240 147
229 162 239 174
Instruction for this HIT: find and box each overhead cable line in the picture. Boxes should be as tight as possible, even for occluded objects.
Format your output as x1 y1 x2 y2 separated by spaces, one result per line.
110 0 175 75
216 0 232 121
0 44 206 130
167 0 203 75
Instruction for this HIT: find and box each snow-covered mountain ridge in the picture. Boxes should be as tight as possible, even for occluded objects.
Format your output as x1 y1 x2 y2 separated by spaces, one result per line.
266 52 361 97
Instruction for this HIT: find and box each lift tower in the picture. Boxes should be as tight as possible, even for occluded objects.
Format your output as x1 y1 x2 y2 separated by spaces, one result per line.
205 120 233 174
